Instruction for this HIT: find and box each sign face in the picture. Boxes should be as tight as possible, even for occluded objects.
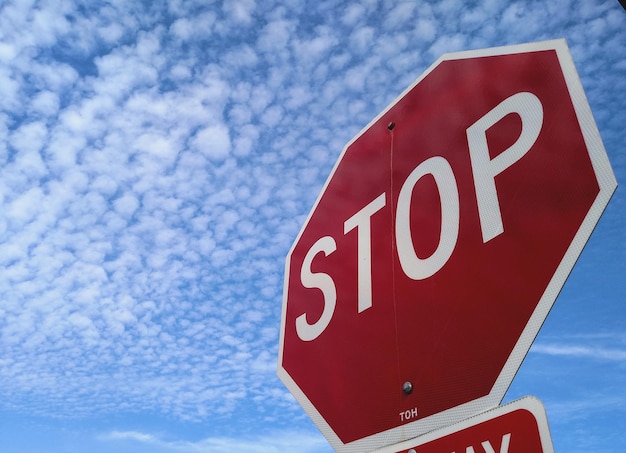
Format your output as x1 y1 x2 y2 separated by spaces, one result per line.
381 397 553 453
277 39 617 453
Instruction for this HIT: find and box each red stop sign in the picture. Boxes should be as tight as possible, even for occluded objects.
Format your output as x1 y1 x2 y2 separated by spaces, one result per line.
277 39 616 453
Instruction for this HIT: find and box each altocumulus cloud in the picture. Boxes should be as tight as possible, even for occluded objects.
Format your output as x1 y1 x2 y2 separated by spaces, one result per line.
0 0 300 424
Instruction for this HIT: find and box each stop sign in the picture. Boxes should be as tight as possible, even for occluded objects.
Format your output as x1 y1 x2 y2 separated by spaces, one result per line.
277 39 616 453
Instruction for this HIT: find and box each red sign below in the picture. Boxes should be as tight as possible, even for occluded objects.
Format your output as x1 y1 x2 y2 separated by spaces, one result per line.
378 397 553 453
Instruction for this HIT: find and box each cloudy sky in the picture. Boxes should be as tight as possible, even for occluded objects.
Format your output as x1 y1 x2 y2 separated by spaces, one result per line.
0 1 623 452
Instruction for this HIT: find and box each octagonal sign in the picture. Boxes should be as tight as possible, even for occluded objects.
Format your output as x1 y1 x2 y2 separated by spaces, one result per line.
277 39 616 453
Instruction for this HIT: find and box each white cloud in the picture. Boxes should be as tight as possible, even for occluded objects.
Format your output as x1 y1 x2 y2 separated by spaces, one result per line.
30 4 71 46
133 132 179 166
257 19 295 53
114 193 140 218
0 42 17 61
29 90 60 117
292 27 338 66
223 0 256 24
170 18 194 41
260 105 284 127
384 2 417 29
428 33 467 58
6 187 45 226
349 26 375 54
0 67 21 111
105 430 158 443
341 3 365 26
45 131 84 171
414 17 437 42
191 124 232 161
100 429 332 453
531 343 626 361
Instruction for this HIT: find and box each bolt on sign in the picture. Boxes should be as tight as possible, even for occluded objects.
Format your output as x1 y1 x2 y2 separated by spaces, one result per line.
277 39 617 453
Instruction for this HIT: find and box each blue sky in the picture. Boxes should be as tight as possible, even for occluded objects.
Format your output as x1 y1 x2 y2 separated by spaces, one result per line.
0 1 623 452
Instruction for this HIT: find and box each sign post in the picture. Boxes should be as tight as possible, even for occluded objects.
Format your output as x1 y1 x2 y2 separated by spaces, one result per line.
278 39 617 453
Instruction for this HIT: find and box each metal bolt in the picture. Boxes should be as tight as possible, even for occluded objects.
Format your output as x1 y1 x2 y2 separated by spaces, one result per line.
402 381 413 395
388 121 396 131
408 449 417 453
